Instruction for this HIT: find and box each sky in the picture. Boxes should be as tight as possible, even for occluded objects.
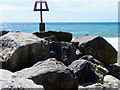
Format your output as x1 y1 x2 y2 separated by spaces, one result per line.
0 0 119 22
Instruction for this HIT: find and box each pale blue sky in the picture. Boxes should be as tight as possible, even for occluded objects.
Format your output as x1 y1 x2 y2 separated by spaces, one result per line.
0 0 119 22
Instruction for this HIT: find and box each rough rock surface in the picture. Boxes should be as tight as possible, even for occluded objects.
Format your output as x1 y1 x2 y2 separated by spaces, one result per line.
76 49 83 59
0 32 50 72
79 82 103 88
49 41 76 65
106 64 120 73
15 58 78 90
33 31 72 42
110 71 120 79
44 35 58 42
78 80 120 90
0 31 10 37
68 59 99 84
78 83 103 90
94 65 109 76
103 75 120 88
78 75 120 89
80 55 103 65
71 35 117 64
0 69 44 90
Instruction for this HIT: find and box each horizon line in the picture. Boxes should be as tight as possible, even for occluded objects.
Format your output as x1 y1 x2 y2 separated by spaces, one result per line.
0 21 119 23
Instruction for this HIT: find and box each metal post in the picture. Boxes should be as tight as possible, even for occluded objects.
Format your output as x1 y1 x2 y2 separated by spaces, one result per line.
33 1 49 32
39 2 45 32
40 2 43 23
39 23 45 32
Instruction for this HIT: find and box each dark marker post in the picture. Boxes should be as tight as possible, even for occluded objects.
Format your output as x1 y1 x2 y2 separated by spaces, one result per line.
33 0 49 32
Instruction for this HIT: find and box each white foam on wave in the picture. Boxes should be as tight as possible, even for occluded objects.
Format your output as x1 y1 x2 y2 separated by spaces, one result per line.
104 37 118 51
6 29 12 31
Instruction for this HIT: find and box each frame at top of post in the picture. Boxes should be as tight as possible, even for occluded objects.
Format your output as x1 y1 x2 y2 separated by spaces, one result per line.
33 1 49 11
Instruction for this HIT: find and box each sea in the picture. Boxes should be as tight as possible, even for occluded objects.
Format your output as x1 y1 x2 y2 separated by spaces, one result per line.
0 22 119 51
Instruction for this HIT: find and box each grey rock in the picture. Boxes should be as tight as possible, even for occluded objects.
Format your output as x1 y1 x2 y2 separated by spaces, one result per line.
33 31 72 42
78 81 120 90
0 32 50 72
106 64 120 73
79 55 108 77
94 65 109 76
49 41 76 66
80 82 97 87
110 71 120 79
76 49 83 59
103 75 120 88
80 55 103 65
44 35 58 42
71 35 117 64
81 82 103 87
77 75 120 90
0 31 9 37
15 58 78 90
0 69 44 90
68 59 99 84
78 83 103 90
78 84 119 90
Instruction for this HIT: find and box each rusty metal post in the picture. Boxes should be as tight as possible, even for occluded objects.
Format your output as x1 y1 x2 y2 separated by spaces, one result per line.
39 1 45 32
39 23 45 32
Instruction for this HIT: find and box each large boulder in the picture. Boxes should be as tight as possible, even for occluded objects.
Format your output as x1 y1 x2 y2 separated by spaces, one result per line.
15 58 78 90
0 69 44 90
0 32 50 72
68 59 99 84
33 31 72 42
71 35 117 64
49 41 76 65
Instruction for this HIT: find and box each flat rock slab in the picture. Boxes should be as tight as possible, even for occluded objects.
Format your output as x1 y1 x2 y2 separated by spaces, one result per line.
15 58 78 90
72 35 117 64
33 31 72 42
0 69 44 90
0 32 50 72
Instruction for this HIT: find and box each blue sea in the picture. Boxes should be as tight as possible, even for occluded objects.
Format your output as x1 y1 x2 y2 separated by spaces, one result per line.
0 22 119 38
0 22 119 51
